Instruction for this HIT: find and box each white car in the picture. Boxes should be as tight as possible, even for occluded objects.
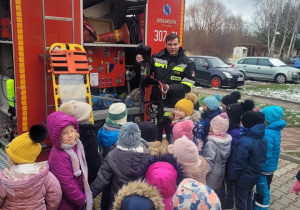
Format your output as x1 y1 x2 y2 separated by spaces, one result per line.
232 57 300 83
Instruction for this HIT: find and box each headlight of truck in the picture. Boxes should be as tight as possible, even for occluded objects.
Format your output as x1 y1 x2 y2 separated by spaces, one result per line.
223 72 233 78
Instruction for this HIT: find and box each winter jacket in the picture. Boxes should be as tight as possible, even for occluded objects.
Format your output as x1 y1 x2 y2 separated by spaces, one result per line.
90 146 150 205
149 47 195 108
201 108 222 143
228 124 267 190
203 134 232 190
47 111 86 210
183 155 208 184
138 155 185 210
0 162 62 210
112 180 165 210
225 127 241 177
79 122 101 184
262 120 286 173
97 123 121 160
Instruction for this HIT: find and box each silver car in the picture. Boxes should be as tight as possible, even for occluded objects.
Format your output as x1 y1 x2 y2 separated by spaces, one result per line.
232 57 300 83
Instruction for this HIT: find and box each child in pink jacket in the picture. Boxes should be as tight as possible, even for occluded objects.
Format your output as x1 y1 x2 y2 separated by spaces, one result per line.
0 125 62 210
47 111 93 210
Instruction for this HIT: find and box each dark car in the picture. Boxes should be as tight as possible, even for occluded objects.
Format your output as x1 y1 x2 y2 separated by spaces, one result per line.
189 56 244 88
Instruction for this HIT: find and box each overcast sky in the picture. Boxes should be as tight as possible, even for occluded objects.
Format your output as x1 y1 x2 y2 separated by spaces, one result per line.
186 0 255 21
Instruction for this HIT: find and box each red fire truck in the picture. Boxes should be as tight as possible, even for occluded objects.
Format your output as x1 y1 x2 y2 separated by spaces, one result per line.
0 0 185 147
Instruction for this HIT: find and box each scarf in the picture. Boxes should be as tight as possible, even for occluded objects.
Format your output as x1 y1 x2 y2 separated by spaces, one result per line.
61 140 93 210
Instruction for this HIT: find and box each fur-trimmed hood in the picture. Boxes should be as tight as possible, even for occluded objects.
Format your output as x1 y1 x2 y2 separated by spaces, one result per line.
112 180 164 210
148 139 169 156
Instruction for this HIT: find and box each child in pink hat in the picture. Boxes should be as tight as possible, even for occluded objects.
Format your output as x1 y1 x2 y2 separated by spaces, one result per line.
168 135 207 184
202 113 232 198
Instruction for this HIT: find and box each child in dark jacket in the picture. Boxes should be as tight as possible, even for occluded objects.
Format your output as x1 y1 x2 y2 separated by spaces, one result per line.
220 99 254 208
91 122 150 208
201 94 222 145
254 106 286 210
60 100 101 185
228 111 268 210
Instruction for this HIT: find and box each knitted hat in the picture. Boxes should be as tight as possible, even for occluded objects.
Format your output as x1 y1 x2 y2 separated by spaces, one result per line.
221 91 241 106
203 94 222 111
261 106 284 124
172 178 221 210
172 120 194 141
175 92 199 116
226 99 255 123
59 100 92 122
107 103 127 125
210 113 229 134
241 111 265 128
118 122 142 148
5 125 48 164
138 121 158 142
168 135 200 168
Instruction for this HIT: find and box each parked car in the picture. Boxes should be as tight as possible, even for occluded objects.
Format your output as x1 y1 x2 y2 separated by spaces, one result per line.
232 57 300 84
189 56 244 88
290 55 300 64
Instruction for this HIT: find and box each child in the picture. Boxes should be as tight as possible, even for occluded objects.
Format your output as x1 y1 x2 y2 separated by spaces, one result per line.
220 99 254 208
202 113 231 196
201 94 222 144
91 122 150 208
60 100 101 185
168 135 208 184
113 180 165 209
138 121 169 156
228 111 267 210
47 111 93 210
171 92 201 124
221 91 241 112
254 106 286 210
98 102 127 160
172 178 221 210
0 125 62 209
138 154 185 210
97 102 127 210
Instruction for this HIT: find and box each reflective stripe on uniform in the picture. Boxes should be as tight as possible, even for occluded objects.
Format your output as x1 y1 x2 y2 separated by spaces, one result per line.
155 62 167 68
170 76 181 81
154 58 168 64
181 81 193 89
164 111 171 117
182 77 195 85
172 66 184 72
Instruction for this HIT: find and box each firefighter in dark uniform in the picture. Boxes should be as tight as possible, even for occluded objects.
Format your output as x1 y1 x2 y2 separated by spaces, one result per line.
136 33 195 141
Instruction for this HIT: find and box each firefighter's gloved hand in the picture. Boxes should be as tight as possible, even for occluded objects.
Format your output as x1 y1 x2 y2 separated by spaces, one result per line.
290 180 300 195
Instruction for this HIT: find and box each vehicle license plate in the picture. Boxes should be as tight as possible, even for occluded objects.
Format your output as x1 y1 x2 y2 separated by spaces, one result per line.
237 77 244 81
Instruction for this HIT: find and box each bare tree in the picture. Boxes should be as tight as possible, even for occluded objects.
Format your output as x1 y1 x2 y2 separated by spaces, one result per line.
286 2 300 59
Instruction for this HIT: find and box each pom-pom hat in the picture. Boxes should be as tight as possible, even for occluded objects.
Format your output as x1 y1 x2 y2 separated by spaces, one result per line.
210 113 229 134
175 92 198 116
172 120 194 141
118 122 147 148
221 91 241 106
203 94 222 111
5 125 48 164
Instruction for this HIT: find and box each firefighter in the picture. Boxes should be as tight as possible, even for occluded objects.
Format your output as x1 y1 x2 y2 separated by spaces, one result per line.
136 33 195 142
